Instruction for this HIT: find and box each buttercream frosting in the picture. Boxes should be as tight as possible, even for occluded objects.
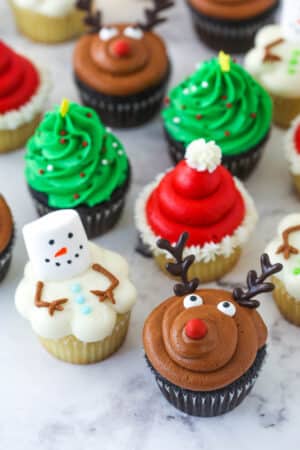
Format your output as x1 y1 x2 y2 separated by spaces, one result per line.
12 0 77 17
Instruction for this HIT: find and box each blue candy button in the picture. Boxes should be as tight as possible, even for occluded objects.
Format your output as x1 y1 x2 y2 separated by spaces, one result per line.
75 295 85 305
81 305 92 315
71 283 81 293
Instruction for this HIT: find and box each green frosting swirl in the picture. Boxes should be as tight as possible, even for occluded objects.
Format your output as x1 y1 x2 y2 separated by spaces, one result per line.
25 102 129 208
162 57 273 156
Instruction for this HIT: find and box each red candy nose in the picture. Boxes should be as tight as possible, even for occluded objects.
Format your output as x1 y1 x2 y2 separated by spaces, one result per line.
112 39 131 57
54 247 68 258
185 318 207 340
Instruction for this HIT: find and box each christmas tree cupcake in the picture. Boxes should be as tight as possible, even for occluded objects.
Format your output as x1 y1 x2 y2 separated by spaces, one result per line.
25 100 131 238
9 0 85 44
73 0 173 127
162 52 273 179
265 214 300 326
143 233 282 416
285 115 300 195
245 0 300 128
0 41 51 153
135 139 258 282
0 195 14 282
15 210 137 364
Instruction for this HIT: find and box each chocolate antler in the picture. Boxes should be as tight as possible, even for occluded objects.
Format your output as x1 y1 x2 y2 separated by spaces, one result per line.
138 0 174 31
157 232 199 296
76 0 102 32
233 254 282 309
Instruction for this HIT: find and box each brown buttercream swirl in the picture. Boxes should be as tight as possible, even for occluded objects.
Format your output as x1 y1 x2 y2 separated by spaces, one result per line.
187 0 277 20
73 23 169 96
0 195 13 254
143 289 267 391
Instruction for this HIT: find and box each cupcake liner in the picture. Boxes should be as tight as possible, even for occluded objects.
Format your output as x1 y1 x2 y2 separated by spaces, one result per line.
185 1 279 53
292 174 300 197
28 166 131 239
272 276 300 326
9 1 85 43
271 94 300 129
146 346 266 417
154 247 241 283
0 114 41 154
74 66 171 128
0 241 13 282
164 128 270 180
39 312 131 364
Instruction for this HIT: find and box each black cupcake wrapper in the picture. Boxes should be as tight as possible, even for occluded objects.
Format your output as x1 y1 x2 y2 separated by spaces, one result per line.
0 232 14 282
164 128 271 180
185 1 279 53
74 65 171 128
146 346 266 417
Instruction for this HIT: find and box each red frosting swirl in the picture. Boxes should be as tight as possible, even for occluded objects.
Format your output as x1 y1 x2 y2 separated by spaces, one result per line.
146 161 245 246
0 41 40 114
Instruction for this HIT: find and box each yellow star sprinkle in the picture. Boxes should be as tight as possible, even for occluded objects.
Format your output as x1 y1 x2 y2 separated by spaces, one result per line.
60 98 70 117
218 51 231 72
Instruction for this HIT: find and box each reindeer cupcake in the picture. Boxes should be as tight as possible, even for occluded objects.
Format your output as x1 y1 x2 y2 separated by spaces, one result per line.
143 232 282 416
74 0 173 127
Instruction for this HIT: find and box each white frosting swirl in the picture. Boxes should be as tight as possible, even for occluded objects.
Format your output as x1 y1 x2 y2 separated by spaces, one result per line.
12 0 77 17
185 139 222 173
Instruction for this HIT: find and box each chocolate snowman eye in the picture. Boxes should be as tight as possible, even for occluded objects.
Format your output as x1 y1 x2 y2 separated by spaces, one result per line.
183 294 203 309
99 27 119 41
217 301 236 317
49 239 55 245
68 233 73 239
124 26 144 40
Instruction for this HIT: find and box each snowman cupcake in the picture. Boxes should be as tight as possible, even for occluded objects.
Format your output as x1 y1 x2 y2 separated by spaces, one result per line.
15 210 137 364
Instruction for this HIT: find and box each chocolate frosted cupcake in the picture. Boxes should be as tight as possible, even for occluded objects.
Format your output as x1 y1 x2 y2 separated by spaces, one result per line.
185 0 279 53
135 139 258 282
73 0 172 128
25 100 130 238
162 53 272 179
144 236 282 416
0 195 14 282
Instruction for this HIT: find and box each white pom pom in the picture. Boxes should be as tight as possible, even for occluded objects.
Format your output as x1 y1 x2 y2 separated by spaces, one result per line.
185 139 222 173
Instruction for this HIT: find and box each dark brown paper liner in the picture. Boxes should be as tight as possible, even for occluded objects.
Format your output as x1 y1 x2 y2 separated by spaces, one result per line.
145 346 266 417
185 1 279 53
0 232 14 282
164 128 271 180
74 65 171 128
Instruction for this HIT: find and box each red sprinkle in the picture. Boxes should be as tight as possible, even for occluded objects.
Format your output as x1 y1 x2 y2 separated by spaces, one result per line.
164 97 170 105
80 172 85 178
73 193 80 199
60 130 67 136
60 138 66 144
224 130 231 136
221 95 227 100
82 141 88 148
250 112 257 119
226 103 232 109
38 169 44 175
196 114 202 120
86 113 92 118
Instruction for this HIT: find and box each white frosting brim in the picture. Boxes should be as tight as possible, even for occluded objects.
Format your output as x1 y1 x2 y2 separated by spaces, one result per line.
12 0 76 17
285 115 300 174
135 174 258 263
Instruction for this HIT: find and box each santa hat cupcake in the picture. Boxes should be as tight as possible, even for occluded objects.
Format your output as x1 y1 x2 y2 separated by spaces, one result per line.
285 115 300 195
135 139 258 282
0 41 51 153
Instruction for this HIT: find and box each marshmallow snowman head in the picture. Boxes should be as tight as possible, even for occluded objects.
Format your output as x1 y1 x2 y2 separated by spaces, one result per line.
23 210 91 282
281 0 300 43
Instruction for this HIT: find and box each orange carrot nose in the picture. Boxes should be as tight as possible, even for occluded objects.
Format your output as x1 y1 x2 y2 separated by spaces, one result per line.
54 247 68 258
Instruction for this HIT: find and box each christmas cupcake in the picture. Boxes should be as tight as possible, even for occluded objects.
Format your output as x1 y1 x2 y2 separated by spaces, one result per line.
162 52 272 179
285 115 300 195
25 100 131 238
0 41 50 153
144 234 282 416
245 2 300 128
0 195 14 282
73 0 172 127
135 139 258 282
9 0 85 43
185 0 279 53
15 209 137 364
265 214 300 326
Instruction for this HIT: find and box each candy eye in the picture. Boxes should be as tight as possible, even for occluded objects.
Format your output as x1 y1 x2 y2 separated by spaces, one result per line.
48 239 55 245
123 26 144 40
99 27 119 41
183 294 203 309
217 301 236 317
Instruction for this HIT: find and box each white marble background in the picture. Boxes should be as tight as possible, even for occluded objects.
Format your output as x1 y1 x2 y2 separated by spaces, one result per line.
0 1 299 449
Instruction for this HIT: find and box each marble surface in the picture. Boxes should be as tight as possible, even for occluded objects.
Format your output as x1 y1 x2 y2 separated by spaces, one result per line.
0 1 300 449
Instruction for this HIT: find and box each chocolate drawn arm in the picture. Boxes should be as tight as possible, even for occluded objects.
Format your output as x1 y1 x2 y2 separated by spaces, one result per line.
90 263 119 305
276 225 300 259
35 281 68 316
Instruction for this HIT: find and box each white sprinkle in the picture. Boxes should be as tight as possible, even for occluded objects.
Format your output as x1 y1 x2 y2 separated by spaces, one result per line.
183 88 189 95
191 85 197 92
106 127 112 133
112 142 118 148
102 159 109 165
196 62 202 69
47 164 54 172
201 81 209 89
118 150 124 156
173 117 181 124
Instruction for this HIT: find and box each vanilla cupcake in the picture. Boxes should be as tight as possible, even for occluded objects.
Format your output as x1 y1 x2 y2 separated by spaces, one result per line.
8 0 85 43
285 115 300 195
265 214 300 326
15 210 137 364
135 139 258 282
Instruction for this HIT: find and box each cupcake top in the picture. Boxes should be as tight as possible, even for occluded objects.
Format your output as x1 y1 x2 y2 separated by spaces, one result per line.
163 52 272 156
285 115 300 175
11 0 77 17
144 233 282 391
187 0 277 20
265 214 300 300
0 41 50 130
0 195 13 254
244 25 300 98
15 210 136 342
25 100 129 209
135 139 257 262
74 0 172 96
